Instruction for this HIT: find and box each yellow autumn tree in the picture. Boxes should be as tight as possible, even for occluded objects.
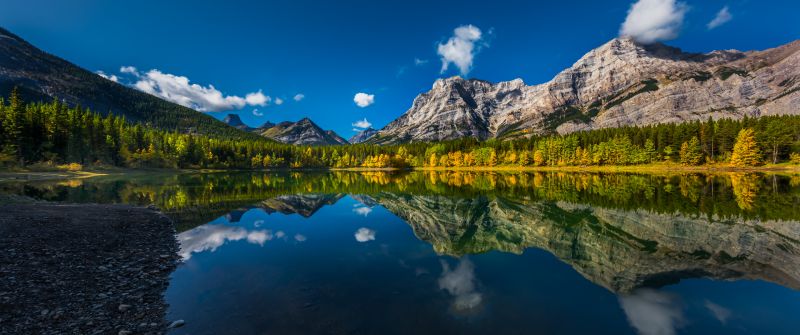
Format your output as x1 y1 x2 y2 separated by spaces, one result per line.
730 128 761 167
488 150 497 167
533 150 545 166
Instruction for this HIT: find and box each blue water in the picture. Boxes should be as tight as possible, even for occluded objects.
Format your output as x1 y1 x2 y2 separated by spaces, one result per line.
5 171 798 334
164 194 800 335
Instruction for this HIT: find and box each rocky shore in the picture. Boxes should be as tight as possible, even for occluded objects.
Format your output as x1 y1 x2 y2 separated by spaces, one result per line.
0 203 180 335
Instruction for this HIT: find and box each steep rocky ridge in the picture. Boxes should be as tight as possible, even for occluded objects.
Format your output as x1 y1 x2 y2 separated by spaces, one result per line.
370 38 800 144
258 118 348 145
349 127 379 144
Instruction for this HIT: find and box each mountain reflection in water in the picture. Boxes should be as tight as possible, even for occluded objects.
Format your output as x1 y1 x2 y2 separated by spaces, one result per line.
4 171 800 334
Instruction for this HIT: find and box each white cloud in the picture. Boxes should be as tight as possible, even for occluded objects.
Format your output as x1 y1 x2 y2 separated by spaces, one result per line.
437 25 484 75
619 0 688 44
354 227 376 242
354 93 375 108
707 6 732 30
128 69 269 112
353 206 372 217
252 109 263 116
619 289 685 335
120 66 138 75
293 93 305 102
414 58 429 66
704 300 731 324
352 118 372 129
274 97 284 105
245 90 270 106
439 258 482 310
96 71 119 82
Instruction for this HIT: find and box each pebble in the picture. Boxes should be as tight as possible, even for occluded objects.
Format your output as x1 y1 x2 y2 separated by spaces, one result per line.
169 319 186 328
1 204 179 334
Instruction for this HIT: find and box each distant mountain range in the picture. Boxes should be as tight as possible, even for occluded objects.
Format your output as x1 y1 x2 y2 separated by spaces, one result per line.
222 114 348 145
0 27 260 140
3 26 799 146
368 37 800 144
349 127 378 144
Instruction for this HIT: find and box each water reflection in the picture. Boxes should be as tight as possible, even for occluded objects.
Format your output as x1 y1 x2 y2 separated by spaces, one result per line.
703 300 731 325
438 258 482 312
619 289 685 335
354 227 376 242
178 223 279 260
3 171 800 334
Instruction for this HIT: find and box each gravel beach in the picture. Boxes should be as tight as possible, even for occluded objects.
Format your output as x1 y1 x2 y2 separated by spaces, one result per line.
0 203 180 335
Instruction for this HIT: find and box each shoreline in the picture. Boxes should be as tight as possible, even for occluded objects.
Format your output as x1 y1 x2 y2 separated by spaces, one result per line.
0 202 181 334
1 162 798 182
414 163 800 174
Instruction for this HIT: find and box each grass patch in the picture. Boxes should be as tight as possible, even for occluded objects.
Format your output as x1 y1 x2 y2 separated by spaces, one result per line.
715 67 748 81
605 79 659 109
689 71 713 82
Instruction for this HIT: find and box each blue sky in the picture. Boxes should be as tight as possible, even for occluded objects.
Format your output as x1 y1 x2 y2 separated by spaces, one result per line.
2 0 799 137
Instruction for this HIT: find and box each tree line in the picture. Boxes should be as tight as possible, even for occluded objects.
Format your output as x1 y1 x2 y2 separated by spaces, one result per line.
2 89 799 169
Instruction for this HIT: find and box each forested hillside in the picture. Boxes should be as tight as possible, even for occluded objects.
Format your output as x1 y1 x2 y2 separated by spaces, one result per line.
0 27 259 140
2 91 798 169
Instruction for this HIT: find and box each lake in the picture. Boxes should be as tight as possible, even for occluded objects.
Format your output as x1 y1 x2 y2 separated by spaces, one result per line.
3 171 800 334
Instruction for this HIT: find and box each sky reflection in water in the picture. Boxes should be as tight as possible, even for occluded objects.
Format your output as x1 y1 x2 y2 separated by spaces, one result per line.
156 172 800 334
3 171 799 334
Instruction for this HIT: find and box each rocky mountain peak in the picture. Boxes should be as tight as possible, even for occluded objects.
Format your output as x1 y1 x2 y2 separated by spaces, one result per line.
349 127 378 144
369 38 800 144
258 118 347 145
222 113 245 127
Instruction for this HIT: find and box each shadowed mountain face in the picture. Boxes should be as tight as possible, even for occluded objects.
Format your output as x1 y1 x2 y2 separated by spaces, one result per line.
259 194 345 217
370 38 800 144
221 115 348 145
349 127 378 144
222 114 249 130
257 118 348 145
0 28 257 139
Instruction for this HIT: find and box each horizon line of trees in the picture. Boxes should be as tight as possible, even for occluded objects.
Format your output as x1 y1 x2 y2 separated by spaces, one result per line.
2 90 799 170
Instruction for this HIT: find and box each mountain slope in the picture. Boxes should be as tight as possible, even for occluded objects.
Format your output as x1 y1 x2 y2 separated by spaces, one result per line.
349 127 378 144
0 27 259 140
370 37 800 144
258 118 348 145
222 114 252 131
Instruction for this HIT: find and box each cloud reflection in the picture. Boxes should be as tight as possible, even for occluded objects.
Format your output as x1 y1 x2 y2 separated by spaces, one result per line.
438 258 482 311
619 289 684 335
178 224 273 260
354 227 376 242
704 300 731 324
353 205 373 217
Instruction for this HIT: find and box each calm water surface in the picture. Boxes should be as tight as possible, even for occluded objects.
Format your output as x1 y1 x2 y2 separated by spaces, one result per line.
4 171 800 334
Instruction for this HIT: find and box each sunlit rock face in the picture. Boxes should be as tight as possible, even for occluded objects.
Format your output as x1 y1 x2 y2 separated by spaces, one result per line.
371 38 800 144
375 193 800 293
